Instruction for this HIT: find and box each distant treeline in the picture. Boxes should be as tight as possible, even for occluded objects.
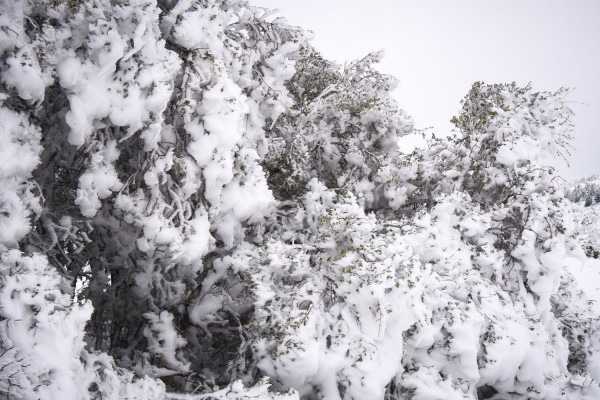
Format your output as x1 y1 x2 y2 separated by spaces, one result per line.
566 175 600 206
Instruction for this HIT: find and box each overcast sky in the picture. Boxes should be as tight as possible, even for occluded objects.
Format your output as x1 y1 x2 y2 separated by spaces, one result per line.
252 0 600 180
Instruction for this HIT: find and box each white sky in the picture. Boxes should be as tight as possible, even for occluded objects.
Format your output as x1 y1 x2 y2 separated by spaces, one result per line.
252 0 600 180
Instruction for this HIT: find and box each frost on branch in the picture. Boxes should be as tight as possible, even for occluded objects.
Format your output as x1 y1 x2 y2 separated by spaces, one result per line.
0 250 168 399
1 0 599 399
263 49 414 210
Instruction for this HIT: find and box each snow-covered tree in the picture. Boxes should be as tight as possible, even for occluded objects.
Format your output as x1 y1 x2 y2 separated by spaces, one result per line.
239 82 600 399
566 175 600 207
263 48 413 209
1 0 304 397
1 0 599 399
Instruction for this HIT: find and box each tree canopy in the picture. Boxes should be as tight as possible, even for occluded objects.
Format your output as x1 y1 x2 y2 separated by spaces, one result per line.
0 0 598 399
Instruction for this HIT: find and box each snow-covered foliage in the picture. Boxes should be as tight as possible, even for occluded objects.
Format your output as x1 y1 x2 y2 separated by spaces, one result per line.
0 250 169 399
565 176 600 261
1 0 599 399
263 49 413 208
570 199 600 260
566 175 600 207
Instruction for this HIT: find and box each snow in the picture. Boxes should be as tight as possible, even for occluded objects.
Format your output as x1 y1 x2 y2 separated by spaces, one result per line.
0 106 42 246
0 251 93 399
172 6 230 55
56 56 82 88
181 212 215 265
567 256 600 314
75 140 123 218
1 1 599 399
144 311 190 372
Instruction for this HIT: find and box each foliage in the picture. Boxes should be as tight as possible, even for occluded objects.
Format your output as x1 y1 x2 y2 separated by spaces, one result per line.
566 175 600 207
1 0 599 399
